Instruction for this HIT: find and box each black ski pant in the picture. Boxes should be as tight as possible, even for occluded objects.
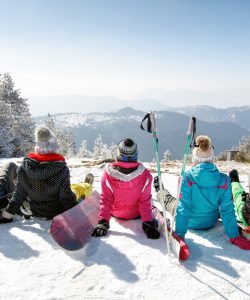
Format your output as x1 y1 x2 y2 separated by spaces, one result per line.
0 162 18 209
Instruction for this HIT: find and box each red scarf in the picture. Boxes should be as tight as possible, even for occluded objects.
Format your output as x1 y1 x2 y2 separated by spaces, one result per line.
28 152 65 162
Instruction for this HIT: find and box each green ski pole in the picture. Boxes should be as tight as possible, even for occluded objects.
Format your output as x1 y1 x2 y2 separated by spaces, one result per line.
141 112 172 254
170 117 196 238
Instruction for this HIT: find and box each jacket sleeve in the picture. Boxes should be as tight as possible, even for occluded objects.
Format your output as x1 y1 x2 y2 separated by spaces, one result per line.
6 167 28 215
219 176 239 239
175 173 192 238
138 171 153 222
98 172 114 222
231 182 248 227
59 167 77 210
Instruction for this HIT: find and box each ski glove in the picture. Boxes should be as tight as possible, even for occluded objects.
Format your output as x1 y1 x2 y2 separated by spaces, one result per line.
230 236 250 250
142 221 160 239
0 212 13 224
92 219 110 237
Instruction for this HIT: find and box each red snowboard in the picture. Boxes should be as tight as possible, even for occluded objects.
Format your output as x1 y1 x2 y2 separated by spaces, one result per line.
50 190 100 251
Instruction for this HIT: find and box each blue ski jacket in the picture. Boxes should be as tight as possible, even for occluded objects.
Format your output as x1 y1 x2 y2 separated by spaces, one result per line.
175 162 239 239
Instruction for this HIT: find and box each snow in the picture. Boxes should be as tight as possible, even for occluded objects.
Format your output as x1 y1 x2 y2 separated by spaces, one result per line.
1 158 250 300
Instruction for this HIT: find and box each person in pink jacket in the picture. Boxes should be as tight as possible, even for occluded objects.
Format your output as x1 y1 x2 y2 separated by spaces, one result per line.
92 138 160 239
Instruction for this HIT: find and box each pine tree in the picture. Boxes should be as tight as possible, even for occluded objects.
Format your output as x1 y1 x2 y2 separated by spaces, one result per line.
58 127 76 157
93 134 107 160
0 98 13 157
0 73 34 157
235 136 250 162
45 113 76 157
108 142 117 160
45 113 56 130
78 140 91 158
161 149 172 163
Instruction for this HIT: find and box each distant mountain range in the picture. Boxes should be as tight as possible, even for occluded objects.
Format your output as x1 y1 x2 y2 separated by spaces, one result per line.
171 105 250 131
28 94 168 117
34 106 250 161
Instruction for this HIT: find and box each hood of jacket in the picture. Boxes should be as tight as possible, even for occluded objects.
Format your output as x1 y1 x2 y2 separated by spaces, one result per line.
21 157 67 181
187 163 223 187
105 162 146 182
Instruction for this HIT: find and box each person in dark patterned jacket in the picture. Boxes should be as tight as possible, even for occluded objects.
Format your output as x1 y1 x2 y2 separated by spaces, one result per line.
0 126 77 223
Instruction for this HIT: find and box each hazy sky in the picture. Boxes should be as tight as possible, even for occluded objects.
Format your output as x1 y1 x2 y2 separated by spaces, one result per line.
1 0 250 110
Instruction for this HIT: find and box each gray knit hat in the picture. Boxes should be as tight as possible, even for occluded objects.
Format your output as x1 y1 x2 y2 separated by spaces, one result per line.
35 126 59 154
117 138 138 162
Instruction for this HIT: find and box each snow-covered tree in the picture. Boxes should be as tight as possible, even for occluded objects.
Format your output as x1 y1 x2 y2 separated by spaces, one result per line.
59 128 76 157
78 140 91 158
0 73 34 157
92 134 109 160
45 113 76 157
161 149 172 163
0 99 13 157
235 136 250 162
45 113 56 130
109 142 118 160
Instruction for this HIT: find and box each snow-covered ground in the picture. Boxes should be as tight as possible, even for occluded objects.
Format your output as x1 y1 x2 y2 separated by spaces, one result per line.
0 158 250 300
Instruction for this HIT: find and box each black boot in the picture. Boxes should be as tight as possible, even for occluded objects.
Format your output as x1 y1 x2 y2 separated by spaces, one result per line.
153 176 160 192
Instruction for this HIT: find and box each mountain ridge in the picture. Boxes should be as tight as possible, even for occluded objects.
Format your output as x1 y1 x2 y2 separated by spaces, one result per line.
34 107 250 160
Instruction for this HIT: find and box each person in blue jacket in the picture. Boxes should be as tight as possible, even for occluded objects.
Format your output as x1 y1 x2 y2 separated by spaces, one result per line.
155 135 250 250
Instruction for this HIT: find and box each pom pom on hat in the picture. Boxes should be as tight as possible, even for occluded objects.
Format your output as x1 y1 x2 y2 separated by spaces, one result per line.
192 135 214 163
117 138 138 162
35 126 59 154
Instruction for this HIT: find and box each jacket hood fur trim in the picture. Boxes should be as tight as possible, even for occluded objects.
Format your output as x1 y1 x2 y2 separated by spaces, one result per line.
105 162 145 182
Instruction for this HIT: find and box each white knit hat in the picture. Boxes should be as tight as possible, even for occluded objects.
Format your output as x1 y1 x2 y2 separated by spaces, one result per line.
35 126 59 154
192 135 214 163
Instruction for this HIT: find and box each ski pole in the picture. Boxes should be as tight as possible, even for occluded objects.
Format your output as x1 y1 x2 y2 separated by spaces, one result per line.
141 112 171 254
170 116 196 238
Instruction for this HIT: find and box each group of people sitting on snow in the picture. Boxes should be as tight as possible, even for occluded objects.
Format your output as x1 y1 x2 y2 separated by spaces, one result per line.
1 126 250 256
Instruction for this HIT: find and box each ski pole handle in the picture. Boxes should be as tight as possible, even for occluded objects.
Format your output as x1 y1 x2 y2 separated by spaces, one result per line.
149 112 157 132
187 117 196 135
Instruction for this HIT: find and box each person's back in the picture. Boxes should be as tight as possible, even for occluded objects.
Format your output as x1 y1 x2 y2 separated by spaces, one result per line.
92 138 160 239
99 138 152 221
8 154 75 218
179 163 237 235
155 134 250 253
101 160 152 221
1 126 77 222
175 135 238 239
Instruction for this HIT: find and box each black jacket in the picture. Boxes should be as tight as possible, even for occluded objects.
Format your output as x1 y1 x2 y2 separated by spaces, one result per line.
6 157 77 219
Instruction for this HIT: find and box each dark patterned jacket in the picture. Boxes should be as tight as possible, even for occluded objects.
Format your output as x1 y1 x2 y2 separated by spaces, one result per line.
6 153 77 219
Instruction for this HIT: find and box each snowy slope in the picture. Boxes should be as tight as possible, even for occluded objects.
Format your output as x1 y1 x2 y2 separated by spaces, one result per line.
0 158 250 300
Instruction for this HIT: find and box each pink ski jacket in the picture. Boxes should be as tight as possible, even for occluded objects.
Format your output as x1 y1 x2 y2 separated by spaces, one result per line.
98 161 153 222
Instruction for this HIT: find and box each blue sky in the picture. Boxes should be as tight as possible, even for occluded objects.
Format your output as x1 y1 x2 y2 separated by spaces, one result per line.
1 0 250 110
